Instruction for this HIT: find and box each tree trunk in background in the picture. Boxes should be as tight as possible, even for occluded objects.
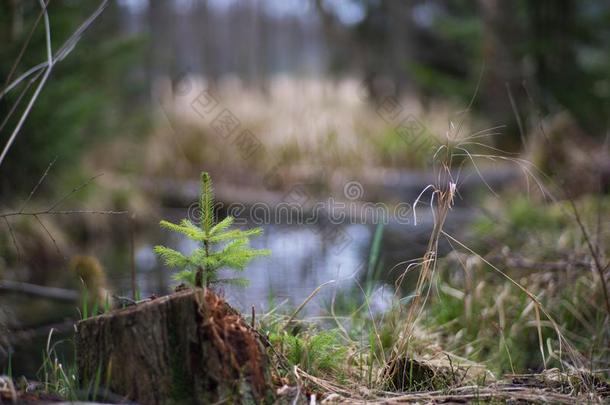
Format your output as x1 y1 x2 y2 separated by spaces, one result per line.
314 0 356 79
76 289 275 404
388 0 413 95
2 0 22 42
526 0 602 135
478 0 525 147
253 0 269 95
148 0 175 99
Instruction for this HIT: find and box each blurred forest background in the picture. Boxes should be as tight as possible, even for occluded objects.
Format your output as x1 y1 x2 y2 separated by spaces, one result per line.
1 0 610 381
1 0 609 194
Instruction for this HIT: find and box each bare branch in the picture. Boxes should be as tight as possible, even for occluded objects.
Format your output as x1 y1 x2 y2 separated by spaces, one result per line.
0 210 127 218
1 169 126 219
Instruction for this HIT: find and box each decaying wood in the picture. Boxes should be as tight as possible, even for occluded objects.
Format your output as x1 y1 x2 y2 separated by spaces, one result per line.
76 288 275 404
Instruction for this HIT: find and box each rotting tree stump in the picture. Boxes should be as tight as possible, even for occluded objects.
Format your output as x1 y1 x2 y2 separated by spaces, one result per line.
76 288 275 404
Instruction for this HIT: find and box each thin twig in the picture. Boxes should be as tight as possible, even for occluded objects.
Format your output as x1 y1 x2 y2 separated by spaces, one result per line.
285 280 336 327
19 157 58 213
569 200 610 318
3 217 21 262
33 214 63 259
1 171 125 218
47 173 103 211
0 280 78 302
0 209 127 218
505 82 526 151
522 80 548 141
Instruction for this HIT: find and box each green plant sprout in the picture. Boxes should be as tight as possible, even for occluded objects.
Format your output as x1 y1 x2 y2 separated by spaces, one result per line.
154 172 270 288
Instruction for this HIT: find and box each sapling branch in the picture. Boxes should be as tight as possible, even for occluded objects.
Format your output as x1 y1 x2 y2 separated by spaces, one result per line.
155 172 270 288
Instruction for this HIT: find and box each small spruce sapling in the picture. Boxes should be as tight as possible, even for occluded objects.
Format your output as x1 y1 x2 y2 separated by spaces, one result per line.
154 172 270 288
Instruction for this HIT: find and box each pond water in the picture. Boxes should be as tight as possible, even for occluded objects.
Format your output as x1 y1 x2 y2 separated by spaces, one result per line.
112 205 476 316
112 167 515 316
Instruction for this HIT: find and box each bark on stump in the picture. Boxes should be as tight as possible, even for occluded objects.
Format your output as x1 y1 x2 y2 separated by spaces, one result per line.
76 288 275 404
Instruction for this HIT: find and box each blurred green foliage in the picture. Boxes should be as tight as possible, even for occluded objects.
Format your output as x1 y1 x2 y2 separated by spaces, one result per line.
349 0 609 140
472 197 567 246
414 0 610 135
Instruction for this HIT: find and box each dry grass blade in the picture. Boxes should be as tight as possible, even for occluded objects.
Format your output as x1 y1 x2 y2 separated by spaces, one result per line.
0 70 39 133
354 279 386 368
0 1 48 100
294 367 355 397
285 279 336 327
0 0 109 168
0 0 53 167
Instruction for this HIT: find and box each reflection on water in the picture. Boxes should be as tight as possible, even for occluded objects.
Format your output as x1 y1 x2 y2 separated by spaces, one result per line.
111 205 475 316
205 223 371 312
127 222 374 314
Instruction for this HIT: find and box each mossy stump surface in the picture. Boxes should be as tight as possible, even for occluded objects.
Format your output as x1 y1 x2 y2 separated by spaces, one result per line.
76 288 275 404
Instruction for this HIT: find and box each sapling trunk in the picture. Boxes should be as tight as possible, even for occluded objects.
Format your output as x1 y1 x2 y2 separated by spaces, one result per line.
204 239 210 287
195 266 204 288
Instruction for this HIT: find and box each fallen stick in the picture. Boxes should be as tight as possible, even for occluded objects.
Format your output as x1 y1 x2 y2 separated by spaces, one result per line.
0 280 78 302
